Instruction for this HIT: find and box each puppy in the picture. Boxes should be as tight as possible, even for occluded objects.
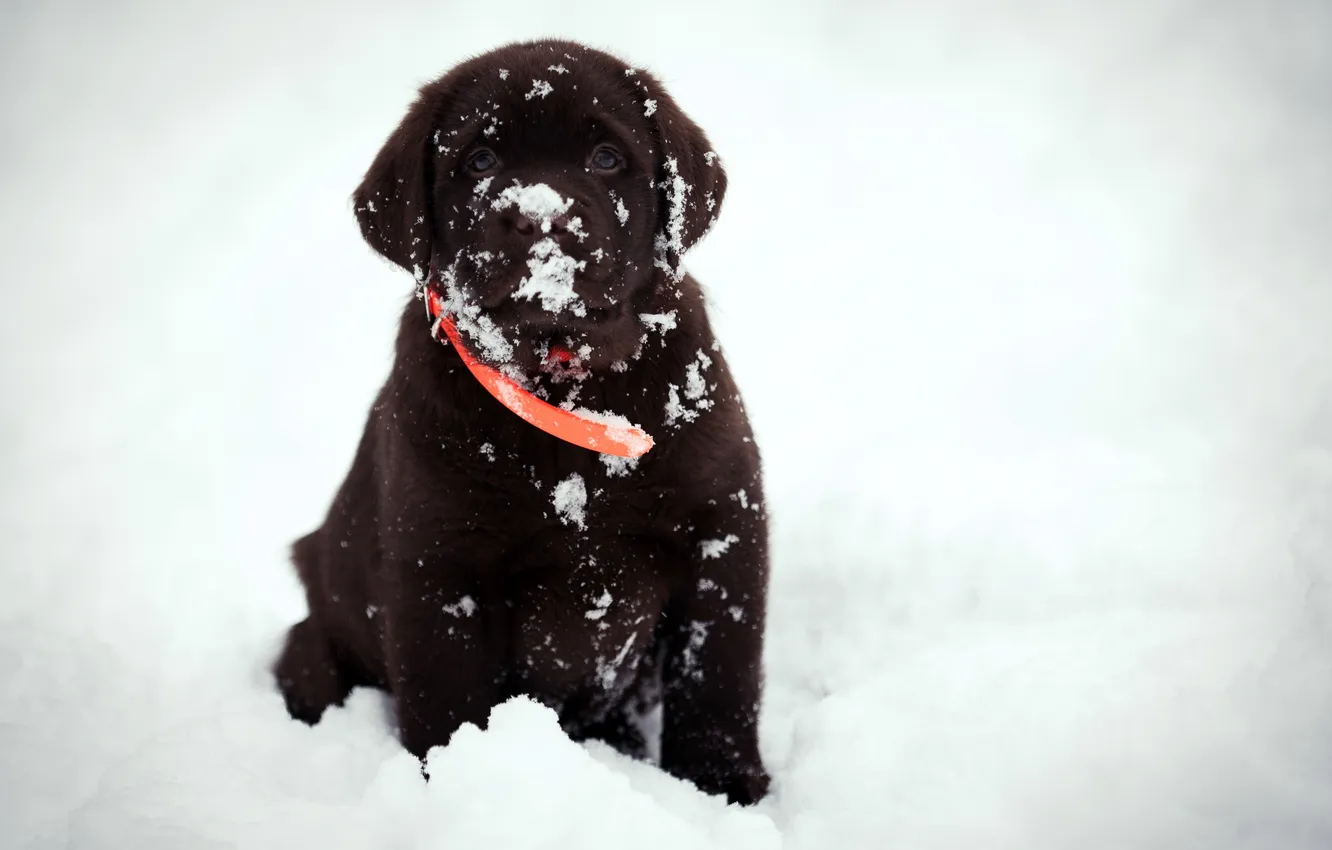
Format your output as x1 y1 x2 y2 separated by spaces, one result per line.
274 39 770 804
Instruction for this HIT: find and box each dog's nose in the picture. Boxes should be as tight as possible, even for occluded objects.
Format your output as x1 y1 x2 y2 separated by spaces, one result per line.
507 210 573 240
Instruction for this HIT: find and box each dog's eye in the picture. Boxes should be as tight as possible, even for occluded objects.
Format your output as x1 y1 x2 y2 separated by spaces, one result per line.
590 145 623 172
466 148 499 175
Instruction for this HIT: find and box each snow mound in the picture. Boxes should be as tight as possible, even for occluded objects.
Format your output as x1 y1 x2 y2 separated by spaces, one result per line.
55 690 778 850
422 698 780 849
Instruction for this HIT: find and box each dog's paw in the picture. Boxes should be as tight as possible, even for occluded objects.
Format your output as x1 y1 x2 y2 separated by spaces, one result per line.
566 709 651 761
273 618 351 724
675 759 771 806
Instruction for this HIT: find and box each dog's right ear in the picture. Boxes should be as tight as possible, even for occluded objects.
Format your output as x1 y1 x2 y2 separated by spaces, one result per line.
352 79 450 282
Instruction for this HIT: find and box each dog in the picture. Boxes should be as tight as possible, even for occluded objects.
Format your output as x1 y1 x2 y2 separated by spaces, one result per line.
273 39 770 805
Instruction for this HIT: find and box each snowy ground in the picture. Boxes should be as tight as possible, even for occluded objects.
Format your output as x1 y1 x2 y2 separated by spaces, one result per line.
4 1 1332 847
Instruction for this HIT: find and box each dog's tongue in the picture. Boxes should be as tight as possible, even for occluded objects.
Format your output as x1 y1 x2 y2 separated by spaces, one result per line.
424 288 653 459
546 345 574 365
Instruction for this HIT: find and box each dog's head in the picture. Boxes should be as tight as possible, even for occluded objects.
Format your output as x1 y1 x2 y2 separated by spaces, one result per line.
353 40 726 373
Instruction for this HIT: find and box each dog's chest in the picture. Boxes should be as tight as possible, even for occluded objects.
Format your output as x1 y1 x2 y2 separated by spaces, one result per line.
503 533 673 713
459 443 679 536
443 443 689 706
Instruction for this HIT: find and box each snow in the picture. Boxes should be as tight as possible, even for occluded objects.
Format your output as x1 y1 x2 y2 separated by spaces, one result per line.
443 595 478 618
564 216 587 242
683 350 711 401
490 181 572 227
551 473 588 529
511 237 587 316
698 578 727 597
680 620 711 681
599 453 639 477
585 590 613 620
652 156 689 280
638 310 677 333
491 183 590 316
699 535 740 560
4 2 1332 849
609 191 629 225
665 368 711 427
597 634 638 690
434 259 517 364
569 407 649 453
664 384 691 427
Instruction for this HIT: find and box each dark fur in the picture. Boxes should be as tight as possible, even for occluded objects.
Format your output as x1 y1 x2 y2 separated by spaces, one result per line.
274 40 769 804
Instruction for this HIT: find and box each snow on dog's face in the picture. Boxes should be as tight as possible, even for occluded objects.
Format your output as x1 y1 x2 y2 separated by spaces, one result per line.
352 40 727 374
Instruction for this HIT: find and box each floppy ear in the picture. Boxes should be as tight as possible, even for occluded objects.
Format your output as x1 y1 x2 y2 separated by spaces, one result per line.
636 72 728 278
352 79 450 284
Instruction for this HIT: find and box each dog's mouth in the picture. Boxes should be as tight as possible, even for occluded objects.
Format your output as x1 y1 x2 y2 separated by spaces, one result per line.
424 296 655 458
505 301 626 337
428 262 638 376
434 223 643 375
497 300 633 375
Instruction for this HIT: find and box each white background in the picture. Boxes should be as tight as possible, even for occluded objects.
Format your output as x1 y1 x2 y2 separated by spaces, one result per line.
3 1 1331 847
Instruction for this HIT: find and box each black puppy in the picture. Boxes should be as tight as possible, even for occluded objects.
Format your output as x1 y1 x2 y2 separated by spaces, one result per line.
274 39 770 804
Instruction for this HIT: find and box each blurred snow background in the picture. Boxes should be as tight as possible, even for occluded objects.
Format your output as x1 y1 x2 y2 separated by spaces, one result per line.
3 0 1331 847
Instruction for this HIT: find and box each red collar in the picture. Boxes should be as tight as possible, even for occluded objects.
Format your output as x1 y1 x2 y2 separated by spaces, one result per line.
422 275 654 459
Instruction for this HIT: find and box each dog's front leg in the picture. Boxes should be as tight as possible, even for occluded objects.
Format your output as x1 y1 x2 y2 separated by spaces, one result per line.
382 558 502 761
660 496 771 805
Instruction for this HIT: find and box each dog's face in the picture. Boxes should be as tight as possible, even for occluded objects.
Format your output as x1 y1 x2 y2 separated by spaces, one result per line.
353 40 727 374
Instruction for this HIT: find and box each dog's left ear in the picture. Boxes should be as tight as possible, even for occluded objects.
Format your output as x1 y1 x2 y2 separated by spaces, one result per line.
636 73 728 277
352 78 452 283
